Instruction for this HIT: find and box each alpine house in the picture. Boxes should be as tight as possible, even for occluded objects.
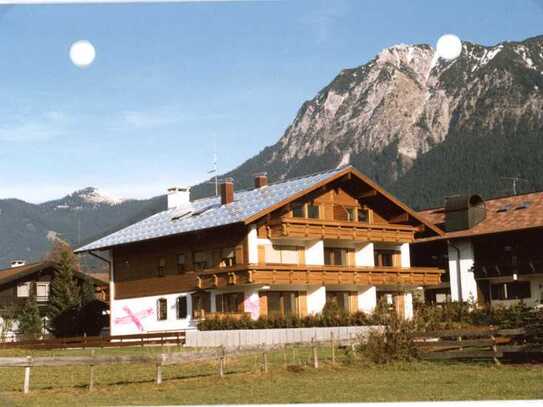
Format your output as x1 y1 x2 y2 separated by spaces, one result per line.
76 166 444 335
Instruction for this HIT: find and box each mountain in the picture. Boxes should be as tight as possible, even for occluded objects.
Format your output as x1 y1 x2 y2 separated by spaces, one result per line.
4 35 543 266
0 188 166 268
191 35 543 209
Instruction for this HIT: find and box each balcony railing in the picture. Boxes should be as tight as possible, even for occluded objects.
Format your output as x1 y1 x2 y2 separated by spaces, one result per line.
264 217 417 242
195 263 443 290
473 258 543 279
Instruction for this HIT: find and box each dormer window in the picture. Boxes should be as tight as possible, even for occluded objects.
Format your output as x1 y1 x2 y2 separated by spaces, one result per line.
307 204 320 219
292 204 305 218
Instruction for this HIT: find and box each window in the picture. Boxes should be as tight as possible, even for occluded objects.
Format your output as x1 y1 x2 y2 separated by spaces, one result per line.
158 257 166 277
265 245 300 264
491 281 531 300
177 253 185 273
36 282 49 302
17 282 31 298
374 250 400 267
216 292 244 313
176 296 188 319
292 204 305 218
193 251 211 270
220 248 236 268
157 298 168 320
358 208 369 223
267 291 298 317
326 291 351 312
324 247 349 266
307 204 320 219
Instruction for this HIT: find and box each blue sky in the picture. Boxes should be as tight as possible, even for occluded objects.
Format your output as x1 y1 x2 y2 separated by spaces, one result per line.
1 0 543 203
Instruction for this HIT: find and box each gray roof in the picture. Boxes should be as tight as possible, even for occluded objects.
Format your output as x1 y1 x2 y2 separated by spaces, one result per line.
76 167 347 252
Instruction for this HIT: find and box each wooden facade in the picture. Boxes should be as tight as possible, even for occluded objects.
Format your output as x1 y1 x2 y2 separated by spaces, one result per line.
110 174 443 302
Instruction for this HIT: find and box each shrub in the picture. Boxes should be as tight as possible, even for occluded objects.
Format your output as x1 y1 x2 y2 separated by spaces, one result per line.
355 313 417 364
197 310 372 331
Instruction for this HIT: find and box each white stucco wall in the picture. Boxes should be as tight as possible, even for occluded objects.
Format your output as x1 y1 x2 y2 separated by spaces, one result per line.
307 286 326 315
110 292 195 336
305 240 324 265
447 239 478 302
400 243 411 268
355 243 374 266
403 292 414 320
489 277 543 308
247 225 259 264
358 286 377 313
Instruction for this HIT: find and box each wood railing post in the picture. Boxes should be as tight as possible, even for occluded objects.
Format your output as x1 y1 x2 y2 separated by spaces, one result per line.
283 345 288 369
23 356 32 394
89 350 96 391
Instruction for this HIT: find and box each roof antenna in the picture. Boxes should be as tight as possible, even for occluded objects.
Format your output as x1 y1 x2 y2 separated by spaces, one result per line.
501 176 528 196
207 140 218 196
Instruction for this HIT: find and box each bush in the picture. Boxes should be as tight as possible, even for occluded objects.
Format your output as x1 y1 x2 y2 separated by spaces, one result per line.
355 313 417 364
197 310 373 331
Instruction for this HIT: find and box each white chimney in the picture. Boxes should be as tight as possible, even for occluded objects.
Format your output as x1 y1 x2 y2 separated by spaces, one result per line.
167 187 190 209
10 260 26 268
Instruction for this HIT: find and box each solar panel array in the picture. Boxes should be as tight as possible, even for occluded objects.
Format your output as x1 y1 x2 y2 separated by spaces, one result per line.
76 166 346 252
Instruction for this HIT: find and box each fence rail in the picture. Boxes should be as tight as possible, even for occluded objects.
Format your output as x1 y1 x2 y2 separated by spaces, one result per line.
414 325 543 362
0 331 186 349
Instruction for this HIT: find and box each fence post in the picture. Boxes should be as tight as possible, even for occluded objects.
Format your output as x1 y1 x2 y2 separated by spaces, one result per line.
156 354 164 385
262 349 268 374
331 332 336 366
23 356 32 394
218 346 225 378
312 338 319 369
89 350 96 391
283 344 288 369
491 335 501 366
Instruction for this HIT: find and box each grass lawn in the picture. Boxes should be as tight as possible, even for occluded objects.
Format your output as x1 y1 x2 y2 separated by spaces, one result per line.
0 345 541 406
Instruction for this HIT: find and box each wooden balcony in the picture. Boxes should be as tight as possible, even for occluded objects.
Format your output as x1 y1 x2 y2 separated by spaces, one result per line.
195 263 443 290
264 218 417 243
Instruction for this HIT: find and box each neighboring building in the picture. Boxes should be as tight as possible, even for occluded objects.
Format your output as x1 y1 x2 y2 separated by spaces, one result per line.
0 261 109 340
76 166 444 335
413 192 543 308
0 261 109 310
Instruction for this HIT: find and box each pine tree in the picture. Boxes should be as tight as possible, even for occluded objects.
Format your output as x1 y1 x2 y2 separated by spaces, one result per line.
47 239 81 337
80 276 96 307
17 290 43 340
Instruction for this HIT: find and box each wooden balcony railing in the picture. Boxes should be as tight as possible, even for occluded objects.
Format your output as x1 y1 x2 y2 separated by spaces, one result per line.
264 218 417 242
195 263 443 290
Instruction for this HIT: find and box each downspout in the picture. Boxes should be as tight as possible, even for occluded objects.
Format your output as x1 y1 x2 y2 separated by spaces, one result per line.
448 240 463 302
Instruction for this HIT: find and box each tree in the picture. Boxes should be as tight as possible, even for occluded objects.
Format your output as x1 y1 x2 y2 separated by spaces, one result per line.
47 239 81 337
17 291 43 340
80 276 96 307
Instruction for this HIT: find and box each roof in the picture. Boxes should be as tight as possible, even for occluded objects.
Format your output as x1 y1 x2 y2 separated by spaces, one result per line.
417 191 543 242
0 261 107 287
76 166 442 253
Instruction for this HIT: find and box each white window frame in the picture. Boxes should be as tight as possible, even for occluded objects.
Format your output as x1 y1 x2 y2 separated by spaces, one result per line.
36 282 50 302
17 282 31 298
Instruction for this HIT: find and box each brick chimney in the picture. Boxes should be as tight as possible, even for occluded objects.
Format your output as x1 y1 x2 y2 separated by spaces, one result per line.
254 172 268 189
220 178 234 205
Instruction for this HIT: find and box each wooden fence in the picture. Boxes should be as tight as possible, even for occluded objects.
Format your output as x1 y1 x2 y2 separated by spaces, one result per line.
0 331 185 350
414 325 543 362
0 336 338 394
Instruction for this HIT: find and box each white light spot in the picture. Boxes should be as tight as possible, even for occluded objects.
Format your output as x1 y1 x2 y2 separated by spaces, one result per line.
69 40 96 68
436 34 462 61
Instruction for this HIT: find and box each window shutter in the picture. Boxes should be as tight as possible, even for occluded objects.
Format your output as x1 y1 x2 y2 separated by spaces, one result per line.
257 245 266 264
259 292 268 317
298 291 307 317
